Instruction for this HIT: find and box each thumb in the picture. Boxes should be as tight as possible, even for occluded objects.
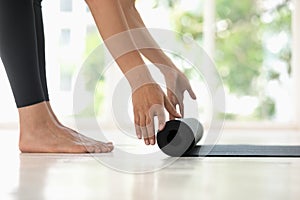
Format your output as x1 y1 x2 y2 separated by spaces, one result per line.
187 87 197 100
164 94 182 118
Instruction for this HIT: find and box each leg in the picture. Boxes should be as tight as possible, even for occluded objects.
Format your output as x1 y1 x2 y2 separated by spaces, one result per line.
32 0 109 145
33 0 49 101
0 0 45 107
32 1 72 126
0 0 113 153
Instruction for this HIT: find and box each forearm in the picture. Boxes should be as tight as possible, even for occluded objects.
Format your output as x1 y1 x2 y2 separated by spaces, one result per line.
120 3 179 75
85 0 154 88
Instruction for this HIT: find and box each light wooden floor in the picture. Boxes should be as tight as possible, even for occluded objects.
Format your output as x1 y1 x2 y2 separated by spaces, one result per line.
0 128 299 200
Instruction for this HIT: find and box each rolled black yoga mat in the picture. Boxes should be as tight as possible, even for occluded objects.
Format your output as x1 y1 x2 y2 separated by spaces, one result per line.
157 118 204 157
157 119 300 157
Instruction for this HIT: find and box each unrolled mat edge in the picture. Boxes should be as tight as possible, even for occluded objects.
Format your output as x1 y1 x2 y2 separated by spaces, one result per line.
184 145 300 157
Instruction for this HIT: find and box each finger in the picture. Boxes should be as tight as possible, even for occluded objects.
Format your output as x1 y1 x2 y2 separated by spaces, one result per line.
148 135 155 145
164 94 182 118
168 92 178 120
139 114 150 145
167 89 178 103
142 127 150 145
179 102 184 118
157 109 166 131
135 124 142 139
187 87 197 100
168 102 176 120
134 115 142 139
146 118 155 145
174 93 184 118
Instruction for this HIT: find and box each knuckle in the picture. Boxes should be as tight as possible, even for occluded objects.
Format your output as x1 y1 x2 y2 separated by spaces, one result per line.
134 118 139 124
145 118 152 125
140 121 146 127
134 105 142 112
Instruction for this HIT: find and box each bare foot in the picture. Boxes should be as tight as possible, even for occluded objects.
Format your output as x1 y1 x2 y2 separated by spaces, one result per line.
19 121 113 153
45 102 105 146
18 102 113 153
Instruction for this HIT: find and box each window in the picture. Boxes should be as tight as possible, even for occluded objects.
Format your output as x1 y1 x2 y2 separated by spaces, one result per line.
60 0 73 12
59 29 71 46
0 0 299 129
151 0 295 126
215 0 292 122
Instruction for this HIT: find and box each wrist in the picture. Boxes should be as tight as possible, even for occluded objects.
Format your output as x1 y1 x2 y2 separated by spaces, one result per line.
155 62 179 77
124 66 156 91
159 65 180 80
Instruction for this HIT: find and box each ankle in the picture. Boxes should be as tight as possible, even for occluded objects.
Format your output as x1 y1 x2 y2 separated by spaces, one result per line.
18 101 54 131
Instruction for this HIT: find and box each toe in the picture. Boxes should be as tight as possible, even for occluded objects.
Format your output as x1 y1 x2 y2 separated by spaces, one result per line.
95 147 102 153
106 144 114 152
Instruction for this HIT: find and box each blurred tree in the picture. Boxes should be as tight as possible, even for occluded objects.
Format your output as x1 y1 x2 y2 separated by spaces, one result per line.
157 0 291 120
80 0 291 120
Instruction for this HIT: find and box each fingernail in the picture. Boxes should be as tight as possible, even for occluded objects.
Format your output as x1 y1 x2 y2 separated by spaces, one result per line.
145 140 149 145
150 139 155 144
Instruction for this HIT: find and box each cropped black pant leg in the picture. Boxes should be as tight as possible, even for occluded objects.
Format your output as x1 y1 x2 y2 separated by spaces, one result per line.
0 0 49 108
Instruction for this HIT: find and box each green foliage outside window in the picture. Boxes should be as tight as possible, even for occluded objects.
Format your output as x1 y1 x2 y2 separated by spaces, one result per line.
156 0 291 120
81 0 291 120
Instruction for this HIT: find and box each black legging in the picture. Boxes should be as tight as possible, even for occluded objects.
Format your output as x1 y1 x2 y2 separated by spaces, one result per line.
0 0 49 108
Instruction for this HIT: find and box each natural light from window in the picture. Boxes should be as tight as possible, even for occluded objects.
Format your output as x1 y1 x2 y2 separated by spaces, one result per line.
0 0 297 128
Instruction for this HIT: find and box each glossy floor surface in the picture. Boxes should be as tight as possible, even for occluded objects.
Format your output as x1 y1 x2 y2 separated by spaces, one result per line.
0 128 300 200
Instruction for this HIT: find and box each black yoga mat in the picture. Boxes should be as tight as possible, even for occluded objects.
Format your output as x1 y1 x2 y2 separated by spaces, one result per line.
185 145 300 157
157 119 300 157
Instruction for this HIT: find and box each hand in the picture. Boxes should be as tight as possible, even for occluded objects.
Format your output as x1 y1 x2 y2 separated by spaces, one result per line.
132 83 181 145
164 69 197 120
